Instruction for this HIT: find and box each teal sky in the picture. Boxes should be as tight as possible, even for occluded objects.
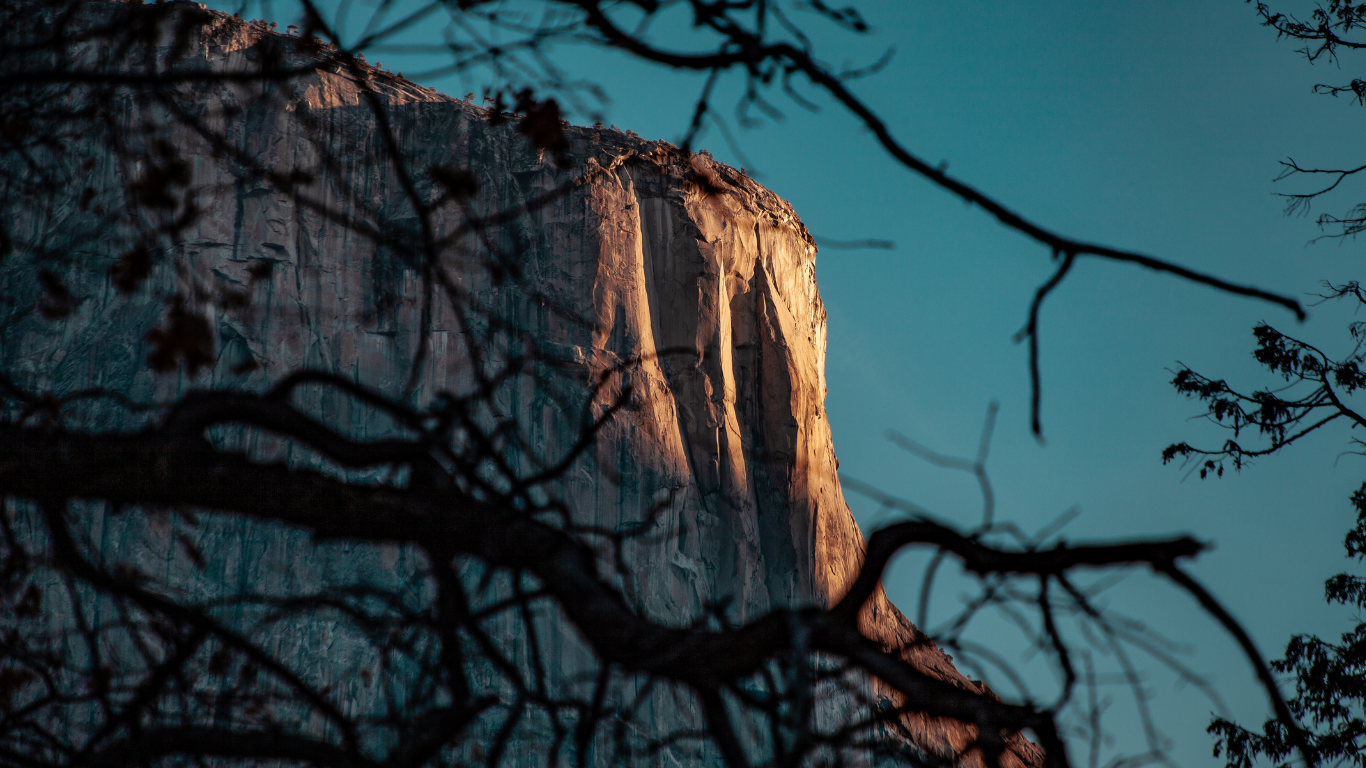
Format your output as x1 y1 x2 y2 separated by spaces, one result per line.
230 0 1366 763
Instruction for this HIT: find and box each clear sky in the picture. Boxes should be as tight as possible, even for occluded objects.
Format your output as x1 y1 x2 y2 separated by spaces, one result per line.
232 0 1366 763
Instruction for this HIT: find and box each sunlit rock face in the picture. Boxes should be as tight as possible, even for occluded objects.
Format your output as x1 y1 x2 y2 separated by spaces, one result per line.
0 2 1038 765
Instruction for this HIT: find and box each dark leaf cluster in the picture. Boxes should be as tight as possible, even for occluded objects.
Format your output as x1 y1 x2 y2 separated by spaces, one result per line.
1209 484 1366 768
1164 313 1366 477
486 88 571 168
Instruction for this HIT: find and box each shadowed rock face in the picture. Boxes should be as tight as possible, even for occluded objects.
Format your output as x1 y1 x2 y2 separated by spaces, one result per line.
0 2 1040 765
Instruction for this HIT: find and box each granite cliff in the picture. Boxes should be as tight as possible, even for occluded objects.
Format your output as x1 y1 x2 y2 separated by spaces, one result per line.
0 2 1041 765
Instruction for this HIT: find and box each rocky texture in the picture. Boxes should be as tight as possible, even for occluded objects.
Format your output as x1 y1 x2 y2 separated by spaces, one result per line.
0 3 1039 765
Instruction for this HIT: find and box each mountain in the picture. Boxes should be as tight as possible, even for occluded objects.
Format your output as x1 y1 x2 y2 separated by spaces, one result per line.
0 2 1042 765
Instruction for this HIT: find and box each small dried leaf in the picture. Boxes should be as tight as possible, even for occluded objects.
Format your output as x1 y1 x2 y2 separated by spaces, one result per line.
109 245 153 294
429 165 479 200
129 140 190 210
146 300 214 375
217 287 250 310
207 647 231 676
113 562 149 586
37 268 79 319
1 118 28 143
246 260 275 282
0 667 36 708
513 90 570 167
87 664 112 696
13 584 41 618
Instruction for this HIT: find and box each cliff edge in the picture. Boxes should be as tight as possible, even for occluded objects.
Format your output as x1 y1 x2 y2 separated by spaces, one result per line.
0 2 1042 765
